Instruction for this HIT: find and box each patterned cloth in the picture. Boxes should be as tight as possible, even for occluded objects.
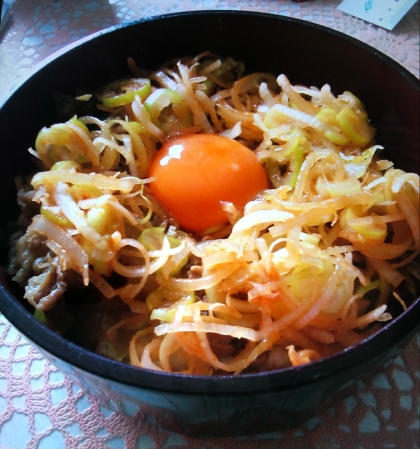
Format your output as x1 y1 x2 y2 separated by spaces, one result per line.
0 1 419 448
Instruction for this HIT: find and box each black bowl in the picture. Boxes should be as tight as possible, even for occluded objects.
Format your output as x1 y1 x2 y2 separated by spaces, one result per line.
0 11 419 437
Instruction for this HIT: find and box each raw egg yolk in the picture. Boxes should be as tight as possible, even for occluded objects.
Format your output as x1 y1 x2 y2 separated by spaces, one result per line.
147 134 268 233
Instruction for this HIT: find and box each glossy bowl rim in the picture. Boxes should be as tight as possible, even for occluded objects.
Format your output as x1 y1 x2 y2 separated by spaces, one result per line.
0 10 419 396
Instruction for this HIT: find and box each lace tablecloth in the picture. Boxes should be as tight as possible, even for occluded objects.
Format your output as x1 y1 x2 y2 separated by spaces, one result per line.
0 1 419 448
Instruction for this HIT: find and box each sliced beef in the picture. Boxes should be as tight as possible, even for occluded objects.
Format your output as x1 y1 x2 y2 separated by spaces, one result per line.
16 188 40 227
24 256 67 310
8 226 69 311
8 228 49 286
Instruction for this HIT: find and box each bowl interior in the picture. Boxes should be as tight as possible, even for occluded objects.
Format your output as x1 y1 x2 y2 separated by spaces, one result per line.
0 11 419 395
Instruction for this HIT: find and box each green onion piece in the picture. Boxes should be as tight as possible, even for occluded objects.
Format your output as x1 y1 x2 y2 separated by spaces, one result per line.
289 142 304 188
144 88 192 130
202 79 214 93
316 108 338 126
34 118 90 169
138 227 166 251
356 279 381 296
200 57 244 78
325 130 350 145
340 206 387 241
51 160 81 171
70 183 103 201
40 205 73 228
101 78 151 108
67 116 90 134
125 121 147 134
34 309 48 325
325 178 361 198
337 107 374 146
86 206 111 235
150 293 195 322
139 228 187 276
146 289 164 311
139 227 183 251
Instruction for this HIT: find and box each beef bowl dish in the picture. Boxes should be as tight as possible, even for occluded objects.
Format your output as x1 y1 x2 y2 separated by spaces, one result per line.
0 11 419 437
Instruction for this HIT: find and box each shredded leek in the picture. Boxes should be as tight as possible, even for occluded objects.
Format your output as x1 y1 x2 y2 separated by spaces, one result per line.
15 52 419 376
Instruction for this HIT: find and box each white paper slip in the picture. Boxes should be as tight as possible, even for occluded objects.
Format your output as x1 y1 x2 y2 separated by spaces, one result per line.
338 0 418 30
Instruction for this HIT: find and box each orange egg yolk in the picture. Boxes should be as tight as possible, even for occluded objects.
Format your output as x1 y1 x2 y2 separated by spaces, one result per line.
147 134 269 233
